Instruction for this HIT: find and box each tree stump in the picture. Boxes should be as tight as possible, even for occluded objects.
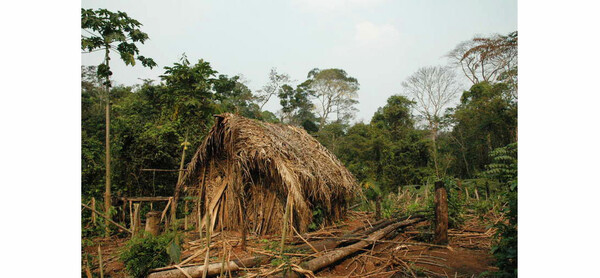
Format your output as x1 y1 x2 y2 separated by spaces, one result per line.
433 181 448 245
145 211 161 236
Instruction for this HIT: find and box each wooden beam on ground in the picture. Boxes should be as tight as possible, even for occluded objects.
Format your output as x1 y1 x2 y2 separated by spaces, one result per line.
120 196 176 202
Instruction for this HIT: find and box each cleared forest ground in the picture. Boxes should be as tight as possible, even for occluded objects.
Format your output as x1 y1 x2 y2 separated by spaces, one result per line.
83 208 501 277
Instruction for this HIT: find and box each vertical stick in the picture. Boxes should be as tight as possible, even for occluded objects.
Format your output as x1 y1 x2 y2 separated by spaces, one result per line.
465 187 470 201
84 256 93 278
104 85 111 237
457 179 463 200
280 194 291 255
98 245 104 278
240 199 247 251
433 181 448 245
202 211 211 278
121 201 126 223
91 197 97 225
129 200 133 230
475 188 480 201
171 133 190 224
375 196 382 220
184 200 189 230
133 203 141 235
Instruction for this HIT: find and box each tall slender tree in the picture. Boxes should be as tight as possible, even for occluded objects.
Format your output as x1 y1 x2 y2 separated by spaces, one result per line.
81 8 156 235
402 66 460 178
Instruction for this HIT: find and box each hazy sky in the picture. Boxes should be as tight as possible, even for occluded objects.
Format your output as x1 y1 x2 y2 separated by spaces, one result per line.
81 0 517 122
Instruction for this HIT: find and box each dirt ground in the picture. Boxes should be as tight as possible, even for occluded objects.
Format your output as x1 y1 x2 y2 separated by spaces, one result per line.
82 210 499 277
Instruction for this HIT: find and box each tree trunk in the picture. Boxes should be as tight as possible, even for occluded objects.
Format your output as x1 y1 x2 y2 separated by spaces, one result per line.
104 46 112 237
147 255 271 278
171 134 189 224
145 211 161 236
298 217 425 274
433 181 448 245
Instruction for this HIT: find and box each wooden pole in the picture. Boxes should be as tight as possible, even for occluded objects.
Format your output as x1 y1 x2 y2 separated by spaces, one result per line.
98 245 104 278
129 200 133 230
184 200 189 230
280 194 292 255
433 181 448 245
474 188 480 201
104 55 112 237
239 199 247 251
133 203 141 235
91 197 97 225
375 196 382 220
171 133 190 224
202 211 212 278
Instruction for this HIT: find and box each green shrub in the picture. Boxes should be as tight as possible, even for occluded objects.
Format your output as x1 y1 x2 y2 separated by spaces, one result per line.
120 231 182 278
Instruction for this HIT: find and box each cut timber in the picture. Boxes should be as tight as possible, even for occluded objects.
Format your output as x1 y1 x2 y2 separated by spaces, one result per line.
433 181 448 245
147 255 270 278
120 196 175 202
296 217 426 275
147 215 424 278
145 211 161 236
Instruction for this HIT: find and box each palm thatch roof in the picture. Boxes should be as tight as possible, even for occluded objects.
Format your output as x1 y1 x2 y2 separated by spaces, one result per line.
179 113 358 234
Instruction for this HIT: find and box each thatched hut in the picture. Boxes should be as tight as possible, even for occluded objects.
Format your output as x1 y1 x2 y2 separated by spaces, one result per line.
177 113 358 235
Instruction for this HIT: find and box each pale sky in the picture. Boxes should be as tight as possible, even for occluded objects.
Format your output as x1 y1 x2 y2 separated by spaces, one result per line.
81 0 517 123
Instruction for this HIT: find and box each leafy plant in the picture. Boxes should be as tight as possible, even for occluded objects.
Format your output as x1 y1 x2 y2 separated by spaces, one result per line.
120 231 182 277
484 143 517 277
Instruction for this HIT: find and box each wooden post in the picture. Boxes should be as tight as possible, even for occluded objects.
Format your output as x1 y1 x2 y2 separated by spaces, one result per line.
465 187 470 201
375 196 382 220
91 197 97 225
121 201 126 223
133 203 141 235
171 133 190 224
98 245 104 278
184 200 189 230
145 211 161 236
433 181 448 245
474 188 480 201
239 198 247 251
280 194 292 255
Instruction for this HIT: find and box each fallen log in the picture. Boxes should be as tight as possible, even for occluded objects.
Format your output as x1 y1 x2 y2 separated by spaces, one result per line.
148 215 425 278
147 255 270 278
293 217 426 276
